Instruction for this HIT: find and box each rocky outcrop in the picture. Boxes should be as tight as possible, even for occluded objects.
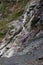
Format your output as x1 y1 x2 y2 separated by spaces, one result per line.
0 0 43 65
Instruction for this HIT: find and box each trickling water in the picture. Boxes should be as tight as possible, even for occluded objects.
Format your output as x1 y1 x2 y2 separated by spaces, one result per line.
0 1 43 64
22 8 29 23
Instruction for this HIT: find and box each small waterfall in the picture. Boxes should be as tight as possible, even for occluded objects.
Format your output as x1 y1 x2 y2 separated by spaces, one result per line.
22 8 29 23
20 7 29 33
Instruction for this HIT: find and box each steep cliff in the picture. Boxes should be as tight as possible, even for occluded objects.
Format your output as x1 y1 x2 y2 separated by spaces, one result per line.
0 0 43 65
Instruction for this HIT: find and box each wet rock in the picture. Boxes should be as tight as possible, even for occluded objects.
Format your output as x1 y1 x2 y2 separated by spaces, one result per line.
38 57 43 60
0 0 43 65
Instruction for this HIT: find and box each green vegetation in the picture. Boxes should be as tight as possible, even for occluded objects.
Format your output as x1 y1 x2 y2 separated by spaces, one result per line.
0 0 30 20
0 21 8 38
7 0 30 20
0 0 30 39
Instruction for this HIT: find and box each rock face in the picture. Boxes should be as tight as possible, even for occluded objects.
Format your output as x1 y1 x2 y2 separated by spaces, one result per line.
0 0 43 65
